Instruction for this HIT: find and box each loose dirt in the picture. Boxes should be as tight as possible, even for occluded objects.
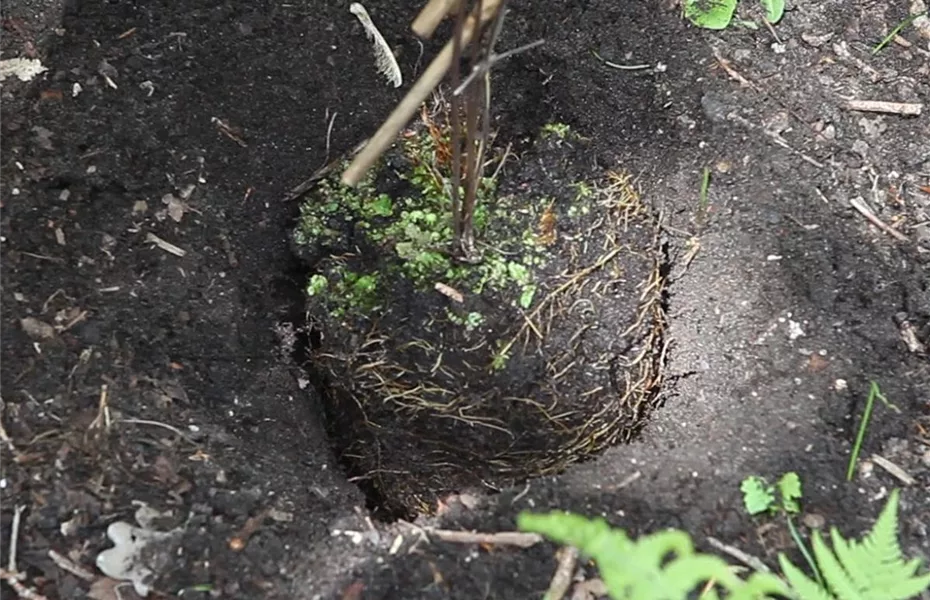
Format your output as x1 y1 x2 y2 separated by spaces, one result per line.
2 0 928 599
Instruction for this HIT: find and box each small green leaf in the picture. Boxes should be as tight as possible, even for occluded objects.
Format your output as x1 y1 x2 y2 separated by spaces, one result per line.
307 274 328 296
740 476 775 515
759 0 785 24
684 0 738 30
519 285 537 309
352 274 378 295
368 194 393 217
507 262 530 284
777 471 802 514
734 19 760 29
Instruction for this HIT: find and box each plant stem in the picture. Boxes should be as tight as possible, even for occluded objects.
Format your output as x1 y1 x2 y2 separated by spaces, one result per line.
786 515 824 588
847 381 879 481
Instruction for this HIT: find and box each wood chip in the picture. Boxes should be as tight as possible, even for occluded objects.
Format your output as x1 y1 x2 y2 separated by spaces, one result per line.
871 453 915 485
145 232 187 257
20 317 57 341
845 100 923 116
434 282 464 303
428 528 542 548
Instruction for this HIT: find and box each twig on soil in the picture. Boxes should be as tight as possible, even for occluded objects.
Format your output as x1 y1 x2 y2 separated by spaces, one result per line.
706 536 772 573
848 197 908 242
145 232 187 257
766 132 824 169
324 111 338 164
283 137 369 202
8 505 25 572
845 99 923 116
229 508 271 551
428 528 543 548
591 50 651 71
210 117 248 147
20 251 63 263
712 47 758 90
0 570 47 600
545 546 579 600
47 550 95 582
870 454 916 485
119 418 193 442
88 384 112 433
1 506 48 600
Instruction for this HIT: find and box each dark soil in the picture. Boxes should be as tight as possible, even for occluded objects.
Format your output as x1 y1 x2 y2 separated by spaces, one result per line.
2 0 929 599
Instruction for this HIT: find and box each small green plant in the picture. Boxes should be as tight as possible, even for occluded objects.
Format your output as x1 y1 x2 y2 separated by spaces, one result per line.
307 274 328 297
872 12 929 54
519 489 930 599
741 472 801 516
685 0 784 30
779 489 930 600
698 166 712 217
742 472 821 588
541 122 572 139
847 382 898 481
518 511 789 599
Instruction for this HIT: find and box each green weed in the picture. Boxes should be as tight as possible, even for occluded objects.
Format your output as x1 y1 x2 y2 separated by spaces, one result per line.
520 489 930 599
685 0 784 30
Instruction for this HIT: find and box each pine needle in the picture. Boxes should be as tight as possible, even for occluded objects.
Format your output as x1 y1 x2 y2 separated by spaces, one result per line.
350 3 403 88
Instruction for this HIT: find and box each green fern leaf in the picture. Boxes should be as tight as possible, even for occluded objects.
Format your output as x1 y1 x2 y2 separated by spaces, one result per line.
811 531 860 599
518 512 788 600
778 555 833 600
780 489 930 600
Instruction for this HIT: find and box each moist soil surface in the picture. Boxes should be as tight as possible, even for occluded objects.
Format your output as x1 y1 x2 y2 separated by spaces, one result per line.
2 0 929 599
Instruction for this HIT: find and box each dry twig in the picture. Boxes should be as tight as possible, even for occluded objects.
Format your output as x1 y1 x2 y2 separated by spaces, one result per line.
845 100 923 116
545 546 580 600
428 528 542 547
1 506 48 600
849 197 908 242
47 550 96 582
706 536 772 573
145 232 187 257
871 454 916 485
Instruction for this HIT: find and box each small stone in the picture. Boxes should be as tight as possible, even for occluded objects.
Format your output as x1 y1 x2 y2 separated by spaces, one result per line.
803 513 826 529
801 32 834 47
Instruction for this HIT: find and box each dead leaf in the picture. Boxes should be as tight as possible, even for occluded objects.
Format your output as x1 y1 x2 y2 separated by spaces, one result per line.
88 577 135 600
21 317 56 341
807 354 829 372
340 581 365 600
162 193 187 223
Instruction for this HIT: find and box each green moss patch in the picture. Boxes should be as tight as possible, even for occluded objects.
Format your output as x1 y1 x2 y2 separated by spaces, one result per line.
293 122 666 517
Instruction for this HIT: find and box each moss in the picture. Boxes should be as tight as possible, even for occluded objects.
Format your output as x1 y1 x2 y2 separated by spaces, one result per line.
293 128 553 322
541 122 572 139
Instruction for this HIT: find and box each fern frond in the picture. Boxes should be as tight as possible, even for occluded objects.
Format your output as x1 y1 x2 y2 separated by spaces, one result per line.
780 489 930 600
777 555 832 600
349 3 402 88
518 511 788 600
